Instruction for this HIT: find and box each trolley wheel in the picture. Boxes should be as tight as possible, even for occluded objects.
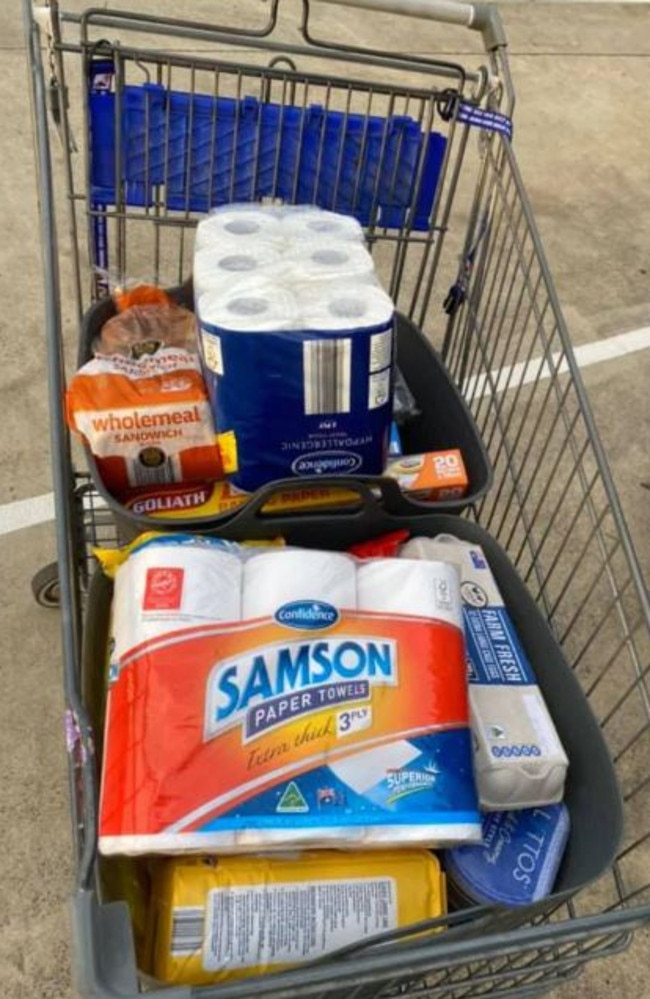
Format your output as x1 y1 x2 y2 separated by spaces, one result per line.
31 562 61 608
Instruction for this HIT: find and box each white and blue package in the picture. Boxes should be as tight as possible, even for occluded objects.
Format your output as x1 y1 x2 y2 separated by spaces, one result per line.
400 536 569 811
388 422 403 456
195 206 395 492
444 804 570 906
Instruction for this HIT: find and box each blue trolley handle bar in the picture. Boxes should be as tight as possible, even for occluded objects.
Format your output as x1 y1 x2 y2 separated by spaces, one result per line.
312 0 507 51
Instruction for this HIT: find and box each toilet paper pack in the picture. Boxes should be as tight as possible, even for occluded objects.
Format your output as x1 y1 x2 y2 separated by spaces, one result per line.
198 279 395 491
401 537 569 811
194 205 395 492
99 542 480 855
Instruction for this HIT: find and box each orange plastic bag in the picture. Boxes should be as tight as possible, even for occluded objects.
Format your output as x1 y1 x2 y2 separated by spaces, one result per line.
113 284 170 312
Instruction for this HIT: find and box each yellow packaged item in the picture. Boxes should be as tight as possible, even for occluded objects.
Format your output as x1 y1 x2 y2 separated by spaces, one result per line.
100 856 151 970
118 449 469 522
94 531 285 580
121 480 361 519
149 850 446 985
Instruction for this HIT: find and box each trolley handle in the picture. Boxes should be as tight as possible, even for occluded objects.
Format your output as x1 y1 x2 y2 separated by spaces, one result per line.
226 475 407 530
313 0 507 51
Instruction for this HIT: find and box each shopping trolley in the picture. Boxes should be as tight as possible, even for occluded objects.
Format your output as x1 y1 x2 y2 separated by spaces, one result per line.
23 0 650 996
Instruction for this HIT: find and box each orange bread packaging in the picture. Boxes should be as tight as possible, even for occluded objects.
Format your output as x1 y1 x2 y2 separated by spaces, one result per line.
66 346 223 494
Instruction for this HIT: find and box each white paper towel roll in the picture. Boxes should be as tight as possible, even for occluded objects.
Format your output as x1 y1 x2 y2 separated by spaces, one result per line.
297 281 394 332
112 542 242 664
193 241 282 298
194 205 283 250
357 558 463 630
281 205 364 243
285 240 375 284
242 548 357 619
197 279 298 333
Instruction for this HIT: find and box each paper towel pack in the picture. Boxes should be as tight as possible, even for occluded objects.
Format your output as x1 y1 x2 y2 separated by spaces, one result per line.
100 539 480 854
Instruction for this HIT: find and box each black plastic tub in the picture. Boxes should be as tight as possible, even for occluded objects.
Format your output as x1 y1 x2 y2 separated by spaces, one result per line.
78 285 493 543
75 515 622 999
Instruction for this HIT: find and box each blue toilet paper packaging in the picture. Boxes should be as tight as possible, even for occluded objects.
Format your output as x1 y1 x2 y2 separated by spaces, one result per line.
194 206 395 492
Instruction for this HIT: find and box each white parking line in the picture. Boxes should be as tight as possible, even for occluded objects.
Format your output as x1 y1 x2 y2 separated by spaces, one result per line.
0 491 55 537
465 325 650 401
1 325 649 538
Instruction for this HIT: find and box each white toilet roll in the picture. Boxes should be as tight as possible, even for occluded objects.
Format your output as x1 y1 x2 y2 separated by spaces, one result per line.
242 548 357 620
357 558 463 630
193 241 282 298
197 279 298 333
112 542 242 664
297 281 394 332
281 205 364 243
285 240 375 284
194 205 283 251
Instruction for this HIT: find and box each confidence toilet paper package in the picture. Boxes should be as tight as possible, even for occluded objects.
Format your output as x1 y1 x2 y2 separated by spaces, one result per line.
194 205 395 492
99 537 480 855
400 536 569 811
148 850 446 984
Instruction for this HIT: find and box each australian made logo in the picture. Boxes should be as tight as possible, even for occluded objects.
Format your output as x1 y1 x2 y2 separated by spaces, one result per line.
204 634 397 742
386 762 440 804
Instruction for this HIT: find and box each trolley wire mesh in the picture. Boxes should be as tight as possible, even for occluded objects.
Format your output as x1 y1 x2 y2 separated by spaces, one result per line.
443 136 650 938
27 3 650 996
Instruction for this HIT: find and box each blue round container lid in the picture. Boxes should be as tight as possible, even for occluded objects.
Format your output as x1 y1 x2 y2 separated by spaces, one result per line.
444 804 570 907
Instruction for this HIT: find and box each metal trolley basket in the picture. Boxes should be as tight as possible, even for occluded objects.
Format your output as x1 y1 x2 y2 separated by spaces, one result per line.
23 0 650 996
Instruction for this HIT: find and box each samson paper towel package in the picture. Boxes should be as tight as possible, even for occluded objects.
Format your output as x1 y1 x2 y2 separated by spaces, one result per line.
148 850 446 985
99 536 480 855
401 536 569 811
194 205 395 492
